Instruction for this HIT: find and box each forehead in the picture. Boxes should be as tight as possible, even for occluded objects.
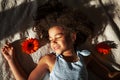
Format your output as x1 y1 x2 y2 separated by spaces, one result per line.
48 26 64 35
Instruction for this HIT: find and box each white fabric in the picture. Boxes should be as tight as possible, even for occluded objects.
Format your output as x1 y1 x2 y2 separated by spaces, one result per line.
0 0 120 80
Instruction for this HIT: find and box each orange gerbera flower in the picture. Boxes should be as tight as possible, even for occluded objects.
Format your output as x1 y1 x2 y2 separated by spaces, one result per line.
21 38 40 54
96 42 111 55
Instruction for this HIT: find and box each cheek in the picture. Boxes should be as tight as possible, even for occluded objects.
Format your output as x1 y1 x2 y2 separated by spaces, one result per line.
50 41 65 51
59 40 68 49
50 43 54 50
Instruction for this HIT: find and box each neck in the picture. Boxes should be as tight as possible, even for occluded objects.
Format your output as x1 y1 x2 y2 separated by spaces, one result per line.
62 49 76 57
61 49 79 62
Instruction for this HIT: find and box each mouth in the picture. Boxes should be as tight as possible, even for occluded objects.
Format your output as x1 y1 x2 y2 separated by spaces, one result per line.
53 45 60 51
54 46 60 51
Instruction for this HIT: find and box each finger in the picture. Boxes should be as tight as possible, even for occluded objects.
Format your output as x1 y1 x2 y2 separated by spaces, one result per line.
2 48 10 55
1 47 5 53
3 46 9 50
1 47 7 51
2 46 10 52
4 44 12 49
5 43 11 47
6 42 12 46
1 48 7 56
5 40 9 45
3 44 9 48
10 46 14 50
1 47 7 52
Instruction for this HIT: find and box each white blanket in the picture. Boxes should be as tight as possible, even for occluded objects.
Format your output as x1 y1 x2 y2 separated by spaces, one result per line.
0 0 120 80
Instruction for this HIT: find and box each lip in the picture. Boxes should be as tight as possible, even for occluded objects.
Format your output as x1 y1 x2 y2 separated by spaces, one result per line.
54 46 59 51
53 45 60 51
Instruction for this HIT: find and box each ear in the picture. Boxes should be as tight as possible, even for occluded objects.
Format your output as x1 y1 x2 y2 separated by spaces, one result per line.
71 32 76 42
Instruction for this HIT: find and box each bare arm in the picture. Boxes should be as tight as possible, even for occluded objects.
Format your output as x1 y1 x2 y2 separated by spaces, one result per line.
28 56 49 80
1 43 27 80
1 43 49 80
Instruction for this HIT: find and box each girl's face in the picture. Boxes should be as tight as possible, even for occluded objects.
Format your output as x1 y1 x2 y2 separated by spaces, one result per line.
48 26 74 54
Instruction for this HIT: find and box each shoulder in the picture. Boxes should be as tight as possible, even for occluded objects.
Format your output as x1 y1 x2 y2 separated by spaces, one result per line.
38 53 56 67
28 54 56 80
42 53 56 61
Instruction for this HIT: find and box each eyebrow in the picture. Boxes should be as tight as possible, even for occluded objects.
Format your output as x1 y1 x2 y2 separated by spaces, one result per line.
49 33 64 39
55 33 64 36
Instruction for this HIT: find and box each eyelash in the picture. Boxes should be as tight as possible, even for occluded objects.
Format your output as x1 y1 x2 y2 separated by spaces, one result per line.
49 35 62 42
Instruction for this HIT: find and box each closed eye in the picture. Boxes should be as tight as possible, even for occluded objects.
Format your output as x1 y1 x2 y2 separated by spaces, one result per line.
55 34 63 39
49 33 64 42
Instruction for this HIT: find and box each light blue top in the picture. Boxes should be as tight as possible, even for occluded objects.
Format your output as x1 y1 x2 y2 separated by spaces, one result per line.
50 50 90 80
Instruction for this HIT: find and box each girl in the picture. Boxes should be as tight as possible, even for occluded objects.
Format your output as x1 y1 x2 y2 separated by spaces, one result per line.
1 24 90 80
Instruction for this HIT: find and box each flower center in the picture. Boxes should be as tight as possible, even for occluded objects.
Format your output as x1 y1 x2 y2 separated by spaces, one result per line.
28 43 34 49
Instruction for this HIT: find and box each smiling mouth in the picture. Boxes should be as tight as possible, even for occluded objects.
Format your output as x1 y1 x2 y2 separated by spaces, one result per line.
53 46 60 51
54 47 59 50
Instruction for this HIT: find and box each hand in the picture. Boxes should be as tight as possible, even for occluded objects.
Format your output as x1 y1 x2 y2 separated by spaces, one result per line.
1 43 15 62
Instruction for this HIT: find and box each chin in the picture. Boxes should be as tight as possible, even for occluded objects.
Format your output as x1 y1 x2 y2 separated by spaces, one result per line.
55 51 62 55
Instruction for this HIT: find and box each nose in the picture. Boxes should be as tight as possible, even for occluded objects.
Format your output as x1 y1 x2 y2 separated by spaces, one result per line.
50 38 57 43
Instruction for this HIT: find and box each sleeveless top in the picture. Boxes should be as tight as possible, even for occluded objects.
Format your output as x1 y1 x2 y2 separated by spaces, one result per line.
50 50 90 80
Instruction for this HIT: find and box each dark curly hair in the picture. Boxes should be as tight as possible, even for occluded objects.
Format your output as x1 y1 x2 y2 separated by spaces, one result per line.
33 7 95 48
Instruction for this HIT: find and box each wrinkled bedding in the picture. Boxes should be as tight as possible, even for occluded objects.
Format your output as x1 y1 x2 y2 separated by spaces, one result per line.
0 0 120 80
